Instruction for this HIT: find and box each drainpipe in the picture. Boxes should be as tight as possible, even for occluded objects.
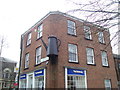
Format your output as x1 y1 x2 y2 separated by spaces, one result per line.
17 35 23 90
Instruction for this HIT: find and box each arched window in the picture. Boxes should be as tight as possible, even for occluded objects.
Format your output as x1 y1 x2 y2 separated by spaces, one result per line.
3 68 11 79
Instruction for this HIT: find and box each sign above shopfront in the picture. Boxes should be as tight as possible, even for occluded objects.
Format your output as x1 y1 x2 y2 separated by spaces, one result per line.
67 68 85 76
34 69 44 77
20 74 26 79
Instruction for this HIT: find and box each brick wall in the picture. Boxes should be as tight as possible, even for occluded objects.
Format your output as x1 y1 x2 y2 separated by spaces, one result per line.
20 12 118 88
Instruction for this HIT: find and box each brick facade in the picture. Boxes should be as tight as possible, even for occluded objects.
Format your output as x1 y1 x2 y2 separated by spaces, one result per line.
20 11 118 89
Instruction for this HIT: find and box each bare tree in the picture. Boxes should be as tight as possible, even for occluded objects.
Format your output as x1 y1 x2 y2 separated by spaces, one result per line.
67 0 120 53
0 35 8 57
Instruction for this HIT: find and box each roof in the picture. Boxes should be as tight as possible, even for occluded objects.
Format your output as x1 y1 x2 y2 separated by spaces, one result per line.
22 11 108 36
113 54 120 60
0 57 17 63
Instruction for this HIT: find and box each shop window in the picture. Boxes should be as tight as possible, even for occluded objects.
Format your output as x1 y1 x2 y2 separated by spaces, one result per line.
65 68 87 89
35 76 44 89
20 79 26 89
34 69 45 89
104 79 111 90
20 74 27 89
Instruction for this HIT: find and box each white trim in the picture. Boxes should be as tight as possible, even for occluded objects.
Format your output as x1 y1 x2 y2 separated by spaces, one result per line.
33 72 35 88
65 68 87 89
41 57 49 63
65 68 67 88
44 68 46 88
85 70 87 89
26 73 34 88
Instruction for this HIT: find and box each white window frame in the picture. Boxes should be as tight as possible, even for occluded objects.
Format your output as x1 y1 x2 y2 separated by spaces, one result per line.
67 20 76 35
84 26 92 40
25 53 29 68
86 48 95 65
37 24 43 39
34 69 45 89
68 44 78 63
104 79 111 90
27 32 32 46
35 46 42 65
98 32 105 43
101 51 108 67
65 68 87 89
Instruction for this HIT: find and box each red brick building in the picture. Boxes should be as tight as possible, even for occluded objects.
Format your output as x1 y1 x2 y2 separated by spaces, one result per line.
113 54 120 89
19 11 117 89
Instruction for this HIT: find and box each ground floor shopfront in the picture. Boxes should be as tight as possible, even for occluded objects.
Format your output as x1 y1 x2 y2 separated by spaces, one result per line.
19 67 114 89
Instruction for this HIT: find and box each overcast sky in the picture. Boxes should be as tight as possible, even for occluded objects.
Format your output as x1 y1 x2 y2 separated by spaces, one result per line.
0 0 118 63
0 0 74 62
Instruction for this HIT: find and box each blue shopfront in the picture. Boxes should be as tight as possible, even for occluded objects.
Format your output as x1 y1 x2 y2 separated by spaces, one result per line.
19 69 45 89
65 68 87 89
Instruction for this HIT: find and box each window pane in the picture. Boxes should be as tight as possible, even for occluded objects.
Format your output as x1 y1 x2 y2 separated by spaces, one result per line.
84 26 92 40
68 44 78 62
35 76 44 89
36 47 42 64
98 32 105 43
27 33 31 46
67 20 76 35
25 53 29 68
67 75 86 89
37 24 43 39
86 48 94 64
101 51 108 66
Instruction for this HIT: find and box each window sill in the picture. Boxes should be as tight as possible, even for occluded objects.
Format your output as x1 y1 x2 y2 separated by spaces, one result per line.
102 65 109 68
69 61 79 64
67 33 77 37
26 44 31 47
34 63 41 67
87 63 96 66
24 68 29 70
99 42 106 45
84 38 93 41
36 36 42 41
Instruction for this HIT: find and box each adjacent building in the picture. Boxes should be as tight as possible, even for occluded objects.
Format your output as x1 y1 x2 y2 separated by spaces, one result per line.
19 11 118 89
113 54 120 89
0 57 17 89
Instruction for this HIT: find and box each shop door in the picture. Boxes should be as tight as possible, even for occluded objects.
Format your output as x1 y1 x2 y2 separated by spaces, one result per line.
28 75 33 89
